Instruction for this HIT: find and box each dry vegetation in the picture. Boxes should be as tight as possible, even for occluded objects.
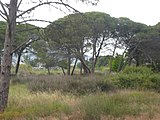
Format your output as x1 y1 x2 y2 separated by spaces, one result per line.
0 73 159 120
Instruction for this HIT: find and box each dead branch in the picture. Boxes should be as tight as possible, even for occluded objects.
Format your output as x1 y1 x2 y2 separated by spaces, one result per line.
0 1 9 21
17 1 80 18
17 19 52 24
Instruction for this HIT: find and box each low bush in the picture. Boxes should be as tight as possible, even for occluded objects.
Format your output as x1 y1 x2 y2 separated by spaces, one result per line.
122 66 153 75
27 75 116 95
113 66 160 92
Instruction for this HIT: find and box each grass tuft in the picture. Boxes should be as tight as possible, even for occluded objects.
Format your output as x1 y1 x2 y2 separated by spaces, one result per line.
79 91 160 120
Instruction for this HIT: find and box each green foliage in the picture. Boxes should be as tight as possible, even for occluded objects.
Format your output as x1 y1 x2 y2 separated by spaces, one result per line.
113 66 160 92
15 24 39 46
111 55 124 72
122 66 153 74
96 56 110 68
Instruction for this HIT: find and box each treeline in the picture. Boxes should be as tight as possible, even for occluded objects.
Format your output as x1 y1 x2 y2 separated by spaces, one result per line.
1 12 160 75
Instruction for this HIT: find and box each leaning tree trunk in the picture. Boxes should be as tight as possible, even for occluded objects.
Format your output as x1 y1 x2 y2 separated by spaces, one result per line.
0 0 18 112
91 38 97 73
79 58 91 74
67 48 71 75
61 67 66 75
15 53 22 74
71 59 77 76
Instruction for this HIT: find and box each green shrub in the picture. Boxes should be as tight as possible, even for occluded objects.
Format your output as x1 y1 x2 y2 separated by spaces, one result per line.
122 66 153 75
113 66 160 92
111 55 124 72
145 74 160 92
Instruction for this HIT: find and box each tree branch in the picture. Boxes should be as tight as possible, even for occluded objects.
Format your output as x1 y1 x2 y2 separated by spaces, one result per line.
17 19 52 24
17 0 23 9
0 1 9 21
17 1 80 18
0 10 7 20
11 34 40 54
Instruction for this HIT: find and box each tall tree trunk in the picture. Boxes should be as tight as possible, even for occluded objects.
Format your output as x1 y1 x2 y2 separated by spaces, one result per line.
71 59 77 76
80 45 83 75
67 48 71 75
94 35 106 73
109 39 118 73
0 54 1 72
0 0 18 112
117 48 127 72
15 53 21 74
91 38 97 73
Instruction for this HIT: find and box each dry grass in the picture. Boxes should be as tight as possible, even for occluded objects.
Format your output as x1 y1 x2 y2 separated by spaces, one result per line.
0 84 159 120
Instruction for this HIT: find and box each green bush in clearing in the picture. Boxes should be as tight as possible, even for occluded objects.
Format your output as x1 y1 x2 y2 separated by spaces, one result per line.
122 66 153 75
113 66 160 92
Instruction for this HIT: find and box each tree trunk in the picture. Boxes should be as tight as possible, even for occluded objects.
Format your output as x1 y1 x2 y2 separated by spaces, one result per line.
117 49 127 72
109 39 118 73
15 53 21 74
79 58 91 74
80 45 83 75
80 63 83 75
61 67 66 75
91 37 97 73
67 49 71 75
47 67 51 75
94 35 106 73
0 54 1 72
71 59 77 76
0 0 18 112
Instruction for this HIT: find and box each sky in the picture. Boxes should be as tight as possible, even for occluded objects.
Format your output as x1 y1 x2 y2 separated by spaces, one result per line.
30 0 160 27
1 0 160 27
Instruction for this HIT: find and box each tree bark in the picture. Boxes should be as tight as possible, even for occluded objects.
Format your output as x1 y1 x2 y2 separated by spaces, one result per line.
71 59 77 75
79 58 91 74
15 53 21 74
0 0 18 112
67 48 71 75
61 67 66 75
94 35 106 73
80 45 84 75
91 37 97 73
